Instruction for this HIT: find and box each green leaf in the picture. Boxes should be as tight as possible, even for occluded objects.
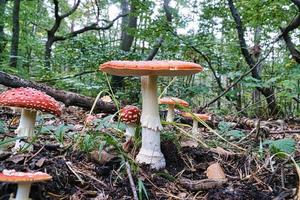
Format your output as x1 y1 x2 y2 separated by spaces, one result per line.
227 130 245 138
0 120 7 134
263 138 296 154
218 121 231 133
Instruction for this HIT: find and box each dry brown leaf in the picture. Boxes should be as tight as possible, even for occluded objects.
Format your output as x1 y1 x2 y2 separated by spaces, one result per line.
35 157 46 167
7 154 25 163
210 146 236 158
180 140 198 148
206 162 226 180
101 95 112 103
90 150 116 165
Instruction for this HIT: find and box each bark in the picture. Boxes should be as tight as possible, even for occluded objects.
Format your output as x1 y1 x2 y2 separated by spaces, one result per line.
9 0 20 68
0 71 117 113
228 0 280 116
0 0 7 62
111 0 137 89
279 1 300 63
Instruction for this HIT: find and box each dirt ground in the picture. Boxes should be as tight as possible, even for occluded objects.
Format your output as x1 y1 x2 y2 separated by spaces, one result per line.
0 107 299 199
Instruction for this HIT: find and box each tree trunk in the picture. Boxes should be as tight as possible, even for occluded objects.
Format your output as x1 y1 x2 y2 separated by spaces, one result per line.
251 27 262 116
228 0 280 116
0 71 117 113
45 35 54 69
9 0 20 68
111 0 137 89
0 0 7 63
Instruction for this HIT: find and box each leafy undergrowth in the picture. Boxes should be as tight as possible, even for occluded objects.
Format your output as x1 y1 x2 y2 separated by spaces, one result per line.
0 107 299 200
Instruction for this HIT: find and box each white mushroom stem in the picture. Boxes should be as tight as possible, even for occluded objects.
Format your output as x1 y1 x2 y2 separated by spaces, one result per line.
125 124 136 141
14 109 37 151
140 76 163 131
192 119 198 134
15 183 32 200
137 76 165 169
166 104 175 122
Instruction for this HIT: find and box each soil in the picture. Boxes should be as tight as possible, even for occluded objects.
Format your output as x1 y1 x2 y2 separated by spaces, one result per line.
0 107 298 199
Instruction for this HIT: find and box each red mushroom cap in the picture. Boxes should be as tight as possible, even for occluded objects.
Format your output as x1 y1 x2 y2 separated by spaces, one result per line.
181 112 210 121
159 97 189 107
0 87 62 116
120 105 141 124
100 60 203 76
0 169 52 183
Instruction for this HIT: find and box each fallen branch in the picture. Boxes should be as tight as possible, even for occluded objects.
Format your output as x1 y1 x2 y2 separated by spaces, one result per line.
0 71 117 113
178 177 227 191
125 162 138 200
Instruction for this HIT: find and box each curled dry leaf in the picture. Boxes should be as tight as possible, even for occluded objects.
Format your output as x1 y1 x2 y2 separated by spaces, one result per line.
85 114 97 124
210 146 236 158
101 95 112 103
180 140 198 148
206 162 226 180
90 150 116 165
35 157 46 167
7 154 25 164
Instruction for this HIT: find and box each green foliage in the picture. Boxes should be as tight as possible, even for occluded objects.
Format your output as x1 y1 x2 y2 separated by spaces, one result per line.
0 120 7 134
41 124 73 145
138 178 149 200
218 121 245 139
263 138 296 155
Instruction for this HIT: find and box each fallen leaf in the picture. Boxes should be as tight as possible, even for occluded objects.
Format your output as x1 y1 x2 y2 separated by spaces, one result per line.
35 157 46 167
73 124 83 131
90 150 116 165
206 162 226 180
7 154 25 163
101 95 112 103
180 140 198 148
210 147 236 158
85 114 97 125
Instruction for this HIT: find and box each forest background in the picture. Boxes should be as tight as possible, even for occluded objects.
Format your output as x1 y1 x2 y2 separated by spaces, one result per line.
0 0 300 118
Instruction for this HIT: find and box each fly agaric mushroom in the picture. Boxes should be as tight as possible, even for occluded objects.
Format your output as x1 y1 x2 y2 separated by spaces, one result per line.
0 87 61 151
120 105 141 141
181 112 210 134
100 60 202 169
159 97 189 122
0 169 52 200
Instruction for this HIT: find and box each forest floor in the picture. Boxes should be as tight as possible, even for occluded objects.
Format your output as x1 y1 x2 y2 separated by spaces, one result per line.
0 106 300 200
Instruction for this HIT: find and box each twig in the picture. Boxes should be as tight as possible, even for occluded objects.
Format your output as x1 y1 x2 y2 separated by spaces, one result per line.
125 162 138 200
24 145 44 164
65 161 85 185
269 130 300 134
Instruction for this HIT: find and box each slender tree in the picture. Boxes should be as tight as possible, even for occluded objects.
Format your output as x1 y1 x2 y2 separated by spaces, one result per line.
0 0 7 63
9 0 21 68
280 0 300 63
111 0 138 89
228 0 280 116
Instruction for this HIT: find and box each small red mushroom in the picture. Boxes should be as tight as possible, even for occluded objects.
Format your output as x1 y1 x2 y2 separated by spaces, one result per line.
0 87 62 151
159 97 189 122
181 112 210 134
120 105 141 141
